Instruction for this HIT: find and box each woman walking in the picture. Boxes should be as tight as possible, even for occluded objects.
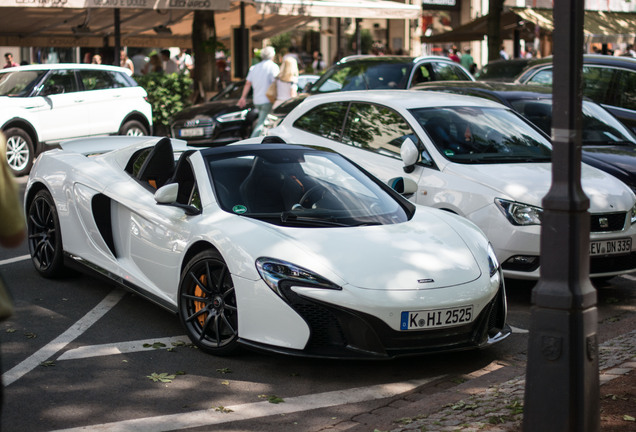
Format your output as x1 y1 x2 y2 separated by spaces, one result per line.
273 56 299 109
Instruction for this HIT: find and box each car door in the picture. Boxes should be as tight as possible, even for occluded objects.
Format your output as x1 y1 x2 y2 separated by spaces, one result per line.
35 69 91 141
282 101 426 194
78 69 134 135
603 68 636 133
106 148 199 304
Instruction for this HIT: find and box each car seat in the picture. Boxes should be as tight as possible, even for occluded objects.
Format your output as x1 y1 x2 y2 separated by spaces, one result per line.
239 157 285 213
137 137 175 190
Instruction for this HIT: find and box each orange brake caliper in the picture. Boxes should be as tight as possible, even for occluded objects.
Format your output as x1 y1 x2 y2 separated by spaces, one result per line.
194 275 208 326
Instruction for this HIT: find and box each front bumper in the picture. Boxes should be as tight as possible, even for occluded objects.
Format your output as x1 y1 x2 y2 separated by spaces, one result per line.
239 279 510 359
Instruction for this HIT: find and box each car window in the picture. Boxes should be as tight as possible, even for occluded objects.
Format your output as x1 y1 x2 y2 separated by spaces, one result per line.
582 66 616 105
342 103 415 160
611 69 636 111
40 70 78 95
292 102 347 140
429 62 472 82
79 70 124 90
525 68 553 86
0 70 47 97
411 106 552 163
126 147 153 177
312 62 409 92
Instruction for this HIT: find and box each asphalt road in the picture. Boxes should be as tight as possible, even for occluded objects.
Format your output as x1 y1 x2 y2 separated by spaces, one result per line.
0 179 634 432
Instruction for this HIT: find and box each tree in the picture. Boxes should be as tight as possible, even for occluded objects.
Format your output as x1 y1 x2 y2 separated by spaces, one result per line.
192 10 218 102
487 0 505 62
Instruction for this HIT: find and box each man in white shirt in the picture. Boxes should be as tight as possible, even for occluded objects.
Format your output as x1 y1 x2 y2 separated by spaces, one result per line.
176 48 194 75
238 46 280 137
161 49 179 74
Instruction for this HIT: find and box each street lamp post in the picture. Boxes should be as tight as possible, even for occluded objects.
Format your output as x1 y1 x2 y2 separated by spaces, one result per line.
523 0 600 431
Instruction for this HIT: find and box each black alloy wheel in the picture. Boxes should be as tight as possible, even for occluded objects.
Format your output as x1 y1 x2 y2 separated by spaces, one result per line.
178 250 239 355
27 190 65 278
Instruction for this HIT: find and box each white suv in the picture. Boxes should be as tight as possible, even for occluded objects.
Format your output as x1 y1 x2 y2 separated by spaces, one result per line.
0 64 153 176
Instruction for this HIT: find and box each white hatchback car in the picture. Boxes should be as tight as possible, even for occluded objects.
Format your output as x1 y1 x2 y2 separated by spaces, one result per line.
0 63 153 176
265 90 636 280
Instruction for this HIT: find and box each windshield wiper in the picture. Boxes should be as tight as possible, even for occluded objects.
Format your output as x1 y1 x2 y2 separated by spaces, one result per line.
478 154 552 162
280 211 351 227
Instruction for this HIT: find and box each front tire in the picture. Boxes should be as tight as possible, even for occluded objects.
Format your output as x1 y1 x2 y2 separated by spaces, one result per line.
4 127 35 176
119 120 148 136
27 190 66 278
178 250 239 355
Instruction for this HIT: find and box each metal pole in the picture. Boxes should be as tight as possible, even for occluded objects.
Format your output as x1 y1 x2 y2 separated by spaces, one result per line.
523 0 599 430
114 8 121 66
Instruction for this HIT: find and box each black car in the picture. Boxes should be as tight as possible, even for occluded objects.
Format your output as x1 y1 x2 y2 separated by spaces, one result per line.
415 81 636 193
514 54 636 133
474 58 532 82
170 76 320 146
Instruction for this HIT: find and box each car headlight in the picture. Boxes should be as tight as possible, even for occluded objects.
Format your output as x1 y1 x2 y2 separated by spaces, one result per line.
631 202 636 225
256 258 341 296
495 198 543 226
217 109 249 123
487 243 500 277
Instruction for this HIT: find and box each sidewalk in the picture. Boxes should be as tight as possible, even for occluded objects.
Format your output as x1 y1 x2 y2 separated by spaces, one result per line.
330 330 636 432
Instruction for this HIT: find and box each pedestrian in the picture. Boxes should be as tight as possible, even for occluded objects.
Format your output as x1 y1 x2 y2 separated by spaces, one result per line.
3 53 18 69
175 48 194 75
460 47 474 72
448 48 460 63
0 132 26 415
120 49 134 74
131 52 149 76
161 49 179 74
143 54 163 74
273 56 299 109
311 51 326 73
237 46 279 138
499 46 510 60
283 46 304 72
91 54 102 64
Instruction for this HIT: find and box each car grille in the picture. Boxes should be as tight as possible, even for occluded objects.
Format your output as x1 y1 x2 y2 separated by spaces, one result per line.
590 212 626 232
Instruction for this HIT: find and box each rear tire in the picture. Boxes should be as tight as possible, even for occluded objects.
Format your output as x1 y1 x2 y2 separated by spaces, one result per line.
4 127 34 176
119 120 148 136
27 190 66 278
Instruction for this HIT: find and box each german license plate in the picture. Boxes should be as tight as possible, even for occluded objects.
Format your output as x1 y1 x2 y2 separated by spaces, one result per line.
400 306 473 330
589 238 632 256
179 128 204 137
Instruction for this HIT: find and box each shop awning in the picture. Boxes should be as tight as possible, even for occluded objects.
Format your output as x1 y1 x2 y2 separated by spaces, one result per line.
0 0 420 48
423 7 636 44
511 7 636 44
253 0 422 20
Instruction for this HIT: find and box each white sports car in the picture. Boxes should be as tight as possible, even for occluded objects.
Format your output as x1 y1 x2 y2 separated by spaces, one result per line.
25 136 509 358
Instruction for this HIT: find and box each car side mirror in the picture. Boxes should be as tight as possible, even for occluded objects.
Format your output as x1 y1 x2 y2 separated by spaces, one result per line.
388 177 418 196
155 183 179 204
155 183 201 215
400 137 419 173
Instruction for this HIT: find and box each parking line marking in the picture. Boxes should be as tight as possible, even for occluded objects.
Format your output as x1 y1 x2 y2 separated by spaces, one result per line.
2 289 126 386
56 336 190 361
49 375 444 432
0 254 30 266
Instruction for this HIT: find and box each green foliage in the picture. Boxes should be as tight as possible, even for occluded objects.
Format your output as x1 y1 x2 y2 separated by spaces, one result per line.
135 73 194 135
270 32 292 56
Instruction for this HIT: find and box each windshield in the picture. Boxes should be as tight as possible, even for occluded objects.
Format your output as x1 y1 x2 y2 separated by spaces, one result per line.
509 99 636 145
410 106 552 163
309 61 410 93
0 70 47 97
206 148 410 227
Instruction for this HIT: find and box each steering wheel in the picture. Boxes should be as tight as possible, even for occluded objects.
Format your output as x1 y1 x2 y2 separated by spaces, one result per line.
298 185 328 208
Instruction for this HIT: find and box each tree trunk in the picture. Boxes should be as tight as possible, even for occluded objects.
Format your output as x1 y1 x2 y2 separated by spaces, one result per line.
192 10 217 103
487 0 504 62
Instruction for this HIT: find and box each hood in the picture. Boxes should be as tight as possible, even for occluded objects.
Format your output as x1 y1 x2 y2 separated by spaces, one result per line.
249 209 482 291
171 99 252 121
582 145 636 190
445 162 636 212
